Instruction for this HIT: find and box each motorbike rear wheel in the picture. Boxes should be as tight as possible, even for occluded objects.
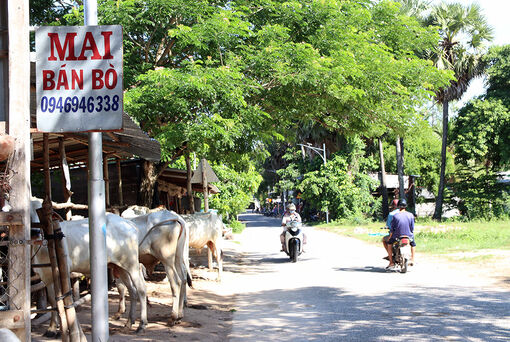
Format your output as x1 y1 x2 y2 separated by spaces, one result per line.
401 258 408 273
290 239 299 263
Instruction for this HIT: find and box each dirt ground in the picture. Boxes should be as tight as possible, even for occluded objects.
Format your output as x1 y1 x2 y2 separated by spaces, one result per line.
31 246 242 342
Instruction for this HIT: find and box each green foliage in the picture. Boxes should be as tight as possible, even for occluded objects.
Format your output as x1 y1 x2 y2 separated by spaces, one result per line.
209 161 262 220
297 151 377 222
381 121 454 192
228 220 246 234
484 45 510 103
30 0 75 25
452 99 510 171
125 62 271 163
451 45 510 219
450 168 510 220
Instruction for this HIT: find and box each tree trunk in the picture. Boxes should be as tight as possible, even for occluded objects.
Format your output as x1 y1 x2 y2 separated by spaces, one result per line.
396 136 405 199
139 161 158 207
433 101 449 221
186 153 195 214
138 147 186 209
378 138 389 219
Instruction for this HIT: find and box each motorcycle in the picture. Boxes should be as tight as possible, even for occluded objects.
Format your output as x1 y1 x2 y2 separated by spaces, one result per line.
283 220 303 263
383 228 412 273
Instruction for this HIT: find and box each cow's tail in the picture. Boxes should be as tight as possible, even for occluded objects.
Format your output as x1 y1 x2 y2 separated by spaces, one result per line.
180 218 193 288
186 271 193 288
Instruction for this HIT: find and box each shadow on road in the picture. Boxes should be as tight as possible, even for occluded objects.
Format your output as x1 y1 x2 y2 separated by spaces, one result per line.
231 285 510 341
334 266 387 273
238 213 282 228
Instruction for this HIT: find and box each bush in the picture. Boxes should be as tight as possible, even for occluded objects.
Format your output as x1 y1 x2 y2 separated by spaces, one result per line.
451 169 510 220
228 220 246 234
299 154 377 222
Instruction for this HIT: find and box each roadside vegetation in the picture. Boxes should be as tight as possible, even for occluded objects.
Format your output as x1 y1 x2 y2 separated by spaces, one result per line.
317 219 510 255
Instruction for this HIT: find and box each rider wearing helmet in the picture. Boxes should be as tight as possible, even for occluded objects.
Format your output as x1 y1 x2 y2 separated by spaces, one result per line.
280 203 302 252
385 198 416 270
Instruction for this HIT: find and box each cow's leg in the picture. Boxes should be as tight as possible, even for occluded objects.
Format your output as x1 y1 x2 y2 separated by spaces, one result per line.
125 264 148 333
117 270 138 330
177 262 187 316
113 278 127 320
43 282 59 337
207 241 223 281
163 263 182 323
207 246 213 271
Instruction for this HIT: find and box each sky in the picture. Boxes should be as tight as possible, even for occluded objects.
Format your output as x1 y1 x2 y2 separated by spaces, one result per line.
433 0 510 105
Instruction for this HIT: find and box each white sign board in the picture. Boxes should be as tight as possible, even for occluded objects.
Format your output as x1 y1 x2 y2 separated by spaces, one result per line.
36 25 123 132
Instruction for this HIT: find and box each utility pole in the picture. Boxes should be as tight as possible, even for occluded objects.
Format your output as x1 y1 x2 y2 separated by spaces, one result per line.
298 143 329 223
84 1 109 341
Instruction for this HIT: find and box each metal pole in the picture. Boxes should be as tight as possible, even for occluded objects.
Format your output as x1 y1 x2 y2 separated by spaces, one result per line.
84 1 109 341
323 143 329 224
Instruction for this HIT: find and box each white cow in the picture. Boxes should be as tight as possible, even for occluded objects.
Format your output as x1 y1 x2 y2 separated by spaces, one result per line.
120 207 191 324
0 328 20 342
30 199 148 335
182 212 224 281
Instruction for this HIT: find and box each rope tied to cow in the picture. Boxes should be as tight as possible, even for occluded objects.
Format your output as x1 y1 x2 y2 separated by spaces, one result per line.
55 290 72 302
138 218 184 247
45 231 66 241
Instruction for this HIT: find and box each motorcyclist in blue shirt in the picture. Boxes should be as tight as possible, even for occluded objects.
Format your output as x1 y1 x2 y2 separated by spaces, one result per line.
383 198 416 270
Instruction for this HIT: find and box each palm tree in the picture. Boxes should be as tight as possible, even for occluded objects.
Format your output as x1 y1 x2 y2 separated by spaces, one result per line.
398 0 430 19
427 2 493 220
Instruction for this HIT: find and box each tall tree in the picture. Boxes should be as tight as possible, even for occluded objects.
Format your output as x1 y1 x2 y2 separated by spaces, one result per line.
427 2 493 220
378 137 389 219
453 45 510 172
101 0 451 206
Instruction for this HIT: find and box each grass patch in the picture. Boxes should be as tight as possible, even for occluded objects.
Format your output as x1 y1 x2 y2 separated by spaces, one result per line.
317 219 510 254
228 220 246 234
414 221 510 254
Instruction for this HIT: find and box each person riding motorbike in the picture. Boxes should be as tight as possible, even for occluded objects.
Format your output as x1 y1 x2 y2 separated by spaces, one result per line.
384 198 416 270
382 199 400 262
280 203 302 252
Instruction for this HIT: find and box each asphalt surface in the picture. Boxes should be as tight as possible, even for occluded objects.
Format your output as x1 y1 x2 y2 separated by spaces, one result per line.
227 213 510 342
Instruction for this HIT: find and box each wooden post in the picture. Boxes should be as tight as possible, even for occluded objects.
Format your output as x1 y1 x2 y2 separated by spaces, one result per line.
116 158 123 206
165 191 171 210
396 136 405 200
59 137 73 220
42 134 70 342
186 153 195 214
103 155 110 208
6 1 31 340
409 175 417 215
52 219 84 342
201 158 209 212
378 138 389 219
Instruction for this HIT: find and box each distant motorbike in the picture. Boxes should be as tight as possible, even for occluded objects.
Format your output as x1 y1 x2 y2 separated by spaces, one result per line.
383 227 412 273
393 236 412 273
283 221 303 263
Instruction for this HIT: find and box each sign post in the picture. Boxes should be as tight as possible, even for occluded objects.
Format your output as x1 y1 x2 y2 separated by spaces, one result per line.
35 1 121 339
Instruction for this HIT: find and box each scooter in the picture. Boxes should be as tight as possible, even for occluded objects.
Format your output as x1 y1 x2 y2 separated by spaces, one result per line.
283 221 303 263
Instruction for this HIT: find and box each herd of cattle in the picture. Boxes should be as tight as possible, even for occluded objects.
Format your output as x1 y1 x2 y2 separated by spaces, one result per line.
29 198 225 336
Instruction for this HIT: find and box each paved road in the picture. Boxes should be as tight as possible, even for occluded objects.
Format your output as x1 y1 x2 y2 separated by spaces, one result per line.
227 213 510 342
